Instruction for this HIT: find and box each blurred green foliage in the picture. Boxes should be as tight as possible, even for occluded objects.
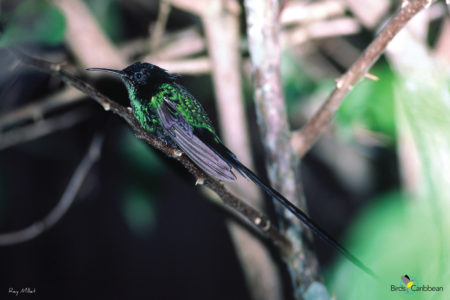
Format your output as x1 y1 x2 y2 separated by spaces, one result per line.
122 184 157 237
328 35 450 298
119 129 166 236
84 0 123 44
0 0 66 47
327 191 449 300
120 128 165 177
336 64 396 139
281 51 317 112
282 52 396 142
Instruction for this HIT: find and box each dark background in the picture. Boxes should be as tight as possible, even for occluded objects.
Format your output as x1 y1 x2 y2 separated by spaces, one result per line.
1 0 447 299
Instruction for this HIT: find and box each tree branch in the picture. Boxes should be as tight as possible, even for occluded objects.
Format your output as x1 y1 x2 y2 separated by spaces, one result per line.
291 0 432 157
199 2 282 299
10 49 292 255
244 0 324 298
149 0 172 53
0 107 92 150
0 133 103 245
52 0 126 69
0 87 85 131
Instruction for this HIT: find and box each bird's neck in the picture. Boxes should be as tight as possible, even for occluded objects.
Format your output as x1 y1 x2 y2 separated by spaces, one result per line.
129 82 175 112
127 81 164 103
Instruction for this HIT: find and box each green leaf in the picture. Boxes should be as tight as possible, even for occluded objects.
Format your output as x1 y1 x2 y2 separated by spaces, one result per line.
119 129 164 237
327 191 449 300
328 32 450 299
336 64 396 139
0 0 66 47
119 128 165 177
281 50 317 113
83 0 123 44
121 185 157 237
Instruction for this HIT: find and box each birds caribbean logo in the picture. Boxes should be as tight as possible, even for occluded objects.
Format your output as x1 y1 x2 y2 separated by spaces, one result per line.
401 275 415 293
87 62 377 279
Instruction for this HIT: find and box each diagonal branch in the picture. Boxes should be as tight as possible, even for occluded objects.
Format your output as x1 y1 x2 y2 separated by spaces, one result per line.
0 107 92 150
0 87 85 130
10 49 292 255
0 133 103 246
291 0 432 157
149 0 172 53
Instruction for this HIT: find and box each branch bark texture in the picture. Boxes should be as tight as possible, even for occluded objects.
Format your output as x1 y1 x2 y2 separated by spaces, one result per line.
0 133 103 245
200 2 282 299
291 0 432 157
244 0 324 298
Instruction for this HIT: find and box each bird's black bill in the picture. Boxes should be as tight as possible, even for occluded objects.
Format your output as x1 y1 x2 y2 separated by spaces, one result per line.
86 68 124 76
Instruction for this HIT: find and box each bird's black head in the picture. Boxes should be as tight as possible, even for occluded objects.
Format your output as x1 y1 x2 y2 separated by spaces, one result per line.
87 62 178 99
121 62 178 87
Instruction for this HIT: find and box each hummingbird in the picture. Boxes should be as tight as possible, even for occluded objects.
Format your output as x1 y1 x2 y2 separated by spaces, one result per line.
401 275 415 293
87 62 376 278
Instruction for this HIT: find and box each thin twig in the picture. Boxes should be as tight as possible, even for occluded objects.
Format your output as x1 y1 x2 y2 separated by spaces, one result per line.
0 107 92 150
282 17 361 46
150 57 211 74
167 0 220 17
291 0 431 157
122 27 206 61
0 87 85 130
280 0 346 26
149 0 172 52
52 0 126 68
10 49 292 254
0 133 103 246
205 178 292 255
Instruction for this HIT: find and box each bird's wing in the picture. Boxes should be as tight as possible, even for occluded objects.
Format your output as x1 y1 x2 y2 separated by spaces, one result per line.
156 97 236 181
157 96 377 278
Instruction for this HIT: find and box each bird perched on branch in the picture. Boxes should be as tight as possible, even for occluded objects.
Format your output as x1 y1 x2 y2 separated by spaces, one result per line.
87 62 376 278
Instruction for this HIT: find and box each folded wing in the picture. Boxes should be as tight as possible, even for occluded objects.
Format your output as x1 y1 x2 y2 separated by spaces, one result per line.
156 98 236 181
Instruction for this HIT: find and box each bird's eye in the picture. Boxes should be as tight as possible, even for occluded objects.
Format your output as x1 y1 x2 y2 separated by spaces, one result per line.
135 73 142 80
